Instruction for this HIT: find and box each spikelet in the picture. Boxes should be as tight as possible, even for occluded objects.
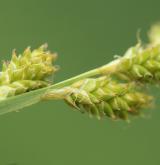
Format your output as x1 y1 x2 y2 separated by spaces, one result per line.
111 23 160 83
148 23 160 45
43 76 152 121
0 44 58 100
114 44 160 83
0 44 57 84
0 80 48 101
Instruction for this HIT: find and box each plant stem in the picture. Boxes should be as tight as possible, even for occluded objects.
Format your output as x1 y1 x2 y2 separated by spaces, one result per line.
47 58 120 90
0 59 120 115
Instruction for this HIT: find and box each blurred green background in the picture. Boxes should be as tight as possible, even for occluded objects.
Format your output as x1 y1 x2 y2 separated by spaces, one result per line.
0 0 160 164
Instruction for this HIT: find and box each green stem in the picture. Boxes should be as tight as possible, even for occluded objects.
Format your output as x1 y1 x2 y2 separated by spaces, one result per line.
0 59 120 115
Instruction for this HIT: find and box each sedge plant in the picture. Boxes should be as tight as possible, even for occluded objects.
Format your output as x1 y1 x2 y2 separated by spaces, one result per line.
0 23 160 122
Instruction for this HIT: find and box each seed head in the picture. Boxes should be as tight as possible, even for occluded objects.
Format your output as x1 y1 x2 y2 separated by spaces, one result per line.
0 80 48 101
44 76 153 121
115 44 160 83
148 23 160 45
0 44 58 100
0 44 58 85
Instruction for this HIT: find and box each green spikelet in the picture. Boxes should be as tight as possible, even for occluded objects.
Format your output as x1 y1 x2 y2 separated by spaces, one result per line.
114 44 160 83
0 44 57 100
148 23 160 45
43 76 152 121
0 44 57 84
0 80 48 101
112 24 160 83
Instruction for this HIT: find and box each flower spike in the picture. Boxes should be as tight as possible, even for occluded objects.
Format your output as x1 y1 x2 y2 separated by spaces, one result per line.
0 44 58 100
43 76 153 121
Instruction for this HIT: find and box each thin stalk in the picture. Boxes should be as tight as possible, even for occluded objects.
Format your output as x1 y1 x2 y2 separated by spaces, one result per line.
48 58 120 89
